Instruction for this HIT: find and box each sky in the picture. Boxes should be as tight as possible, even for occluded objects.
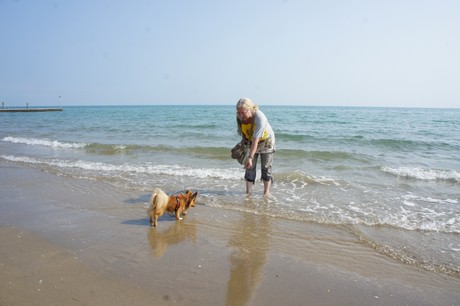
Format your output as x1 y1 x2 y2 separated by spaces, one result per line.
1 0 459 108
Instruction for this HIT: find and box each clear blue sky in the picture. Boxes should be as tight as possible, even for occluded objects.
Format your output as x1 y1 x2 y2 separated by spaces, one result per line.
1 0 459 108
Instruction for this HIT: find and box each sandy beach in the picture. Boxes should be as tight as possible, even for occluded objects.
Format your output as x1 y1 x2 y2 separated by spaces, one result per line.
1 160 459 306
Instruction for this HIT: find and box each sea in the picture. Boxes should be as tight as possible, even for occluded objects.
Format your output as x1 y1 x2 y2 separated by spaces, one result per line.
1 105 459 277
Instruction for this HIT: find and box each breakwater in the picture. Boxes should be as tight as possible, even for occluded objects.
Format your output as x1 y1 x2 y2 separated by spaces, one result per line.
0 108 63 113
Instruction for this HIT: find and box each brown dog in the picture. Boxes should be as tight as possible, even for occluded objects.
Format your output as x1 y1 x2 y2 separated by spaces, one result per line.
147 188 198 227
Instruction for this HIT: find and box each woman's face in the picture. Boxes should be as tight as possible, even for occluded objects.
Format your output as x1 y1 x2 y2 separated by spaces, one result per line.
237 107 252 123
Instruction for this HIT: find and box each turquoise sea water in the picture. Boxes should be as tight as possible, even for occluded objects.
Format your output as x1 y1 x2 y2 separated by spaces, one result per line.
1 105 459 276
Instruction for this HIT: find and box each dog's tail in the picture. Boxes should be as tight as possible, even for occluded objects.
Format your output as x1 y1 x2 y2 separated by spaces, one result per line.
147 188 163 216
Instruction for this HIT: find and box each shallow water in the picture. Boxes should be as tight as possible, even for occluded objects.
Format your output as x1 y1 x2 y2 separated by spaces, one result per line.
1 105 459 277
1 161 460 306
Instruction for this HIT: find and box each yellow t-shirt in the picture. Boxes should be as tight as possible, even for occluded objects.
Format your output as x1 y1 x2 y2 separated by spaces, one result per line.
241 123 269 141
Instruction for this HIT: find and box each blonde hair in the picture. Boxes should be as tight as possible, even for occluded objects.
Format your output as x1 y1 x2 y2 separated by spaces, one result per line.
236 97 258 137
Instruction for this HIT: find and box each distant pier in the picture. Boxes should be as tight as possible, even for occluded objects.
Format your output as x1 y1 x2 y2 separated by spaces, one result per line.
0 108 63 113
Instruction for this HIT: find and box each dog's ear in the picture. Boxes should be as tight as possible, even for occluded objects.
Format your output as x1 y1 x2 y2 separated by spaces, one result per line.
192 192 198 199
187 190 193 199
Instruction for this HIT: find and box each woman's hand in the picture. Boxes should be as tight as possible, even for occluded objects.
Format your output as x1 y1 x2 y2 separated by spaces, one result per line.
245 138 259 169
244 156 253 169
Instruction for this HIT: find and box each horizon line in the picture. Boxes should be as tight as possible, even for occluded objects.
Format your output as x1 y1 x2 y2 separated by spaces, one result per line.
2 104 458 110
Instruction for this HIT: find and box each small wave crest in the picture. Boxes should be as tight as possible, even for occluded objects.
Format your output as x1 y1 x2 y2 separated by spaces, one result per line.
381 166 460 183
0 154 242 180
2 136 87 149
279 149 361 161
354 228 460 278
275 170 342 187
2 136 141 154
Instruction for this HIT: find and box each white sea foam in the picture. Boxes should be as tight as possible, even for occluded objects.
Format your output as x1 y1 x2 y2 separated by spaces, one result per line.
3 154 459 233
2 136 87 149
0 155 242 180
403 200 416 207
381 166 460 182
401 193 458 205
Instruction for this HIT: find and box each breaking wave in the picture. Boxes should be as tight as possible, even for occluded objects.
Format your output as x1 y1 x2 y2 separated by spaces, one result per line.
381 166 460 183
0 154 242 180
2 136 87 149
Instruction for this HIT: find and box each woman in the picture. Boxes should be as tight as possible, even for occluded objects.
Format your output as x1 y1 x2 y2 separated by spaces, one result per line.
236 98 275 196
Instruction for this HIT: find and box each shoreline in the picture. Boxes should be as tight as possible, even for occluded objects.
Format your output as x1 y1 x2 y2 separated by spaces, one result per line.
1 160 459 305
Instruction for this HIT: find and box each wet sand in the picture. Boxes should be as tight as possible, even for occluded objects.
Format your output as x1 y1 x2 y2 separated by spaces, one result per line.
1 161 459 306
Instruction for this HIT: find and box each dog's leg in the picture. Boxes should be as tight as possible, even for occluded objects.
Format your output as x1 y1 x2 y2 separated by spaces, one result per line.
175 209 183 221
154 215 159 227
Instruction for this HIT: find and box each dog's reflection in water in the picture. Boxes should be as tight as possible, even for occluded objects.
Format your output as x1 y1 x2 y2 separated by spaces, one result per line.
147 220 197 257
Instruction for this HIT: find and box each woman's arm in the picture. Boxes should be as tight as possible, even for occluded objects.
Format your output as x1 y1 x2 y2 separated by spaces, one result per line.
244 137 260 169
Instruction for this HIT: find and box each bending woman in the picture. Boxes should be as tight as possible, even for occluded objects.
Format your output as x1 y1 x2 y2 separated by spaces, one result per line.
235 98 276 196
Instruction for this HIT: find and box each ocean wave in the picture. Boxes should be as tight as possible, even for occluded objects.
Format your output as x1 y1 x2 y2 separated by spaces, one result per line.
276 133 315 142
2 136 87 149
278 149 369 163
274 170 342 187
2 136 148 154
371 138 420 149
381 166 460 183
1 136 233 158
0 155 242 180
178 146 230 159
